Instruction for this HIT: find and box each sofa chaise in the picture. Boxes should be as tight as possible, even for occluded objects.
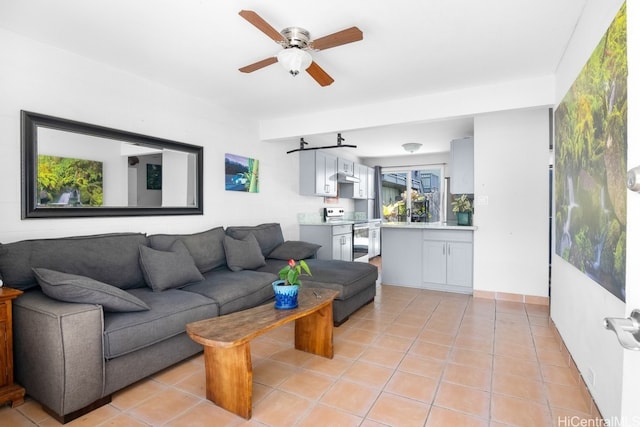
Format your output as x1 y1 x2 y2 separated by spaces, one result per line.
0 223 377 423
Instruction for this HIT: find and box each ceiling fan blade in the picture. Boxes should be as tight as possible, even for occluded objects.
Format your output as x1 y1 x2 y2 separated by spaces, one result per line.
239 57 278 73
306 61 334 87
238 10 286 43
310 26 363 51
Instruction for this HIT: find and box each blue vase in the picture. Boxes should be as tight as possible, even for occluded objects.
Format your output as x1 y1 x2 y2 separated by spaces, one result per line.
272 280 299 309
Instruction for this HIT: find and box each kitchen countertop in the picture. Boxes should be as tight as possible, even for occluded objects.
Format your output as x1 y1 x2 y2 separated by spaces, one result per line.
299 219 382 226
382 222 477 231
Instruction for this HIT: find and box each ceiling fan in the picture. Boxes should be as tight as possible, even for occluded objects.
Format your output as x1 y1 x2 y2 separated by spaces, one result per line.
238 10 363 87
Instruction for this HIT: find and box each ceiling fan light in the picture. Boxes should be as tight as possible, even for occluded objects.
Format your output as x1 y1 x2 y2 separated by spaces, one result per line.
402 143 423 153
277 48 312 76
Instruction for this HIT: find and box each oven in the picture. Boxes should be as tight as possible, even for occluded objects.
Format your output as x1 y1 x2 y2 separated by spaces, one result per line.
352 222 370 263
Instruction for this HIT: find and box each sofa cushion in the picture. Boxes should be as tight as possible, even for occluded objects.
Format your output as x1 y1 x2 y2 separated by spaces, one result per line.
0 233 148 291
139 240 204 292
225 223 284 257
102 288 218 359
32 268 150 312
268 241 321 260
259 259 378 301
223 234 266 272
181 269 276 315
147 227 226 273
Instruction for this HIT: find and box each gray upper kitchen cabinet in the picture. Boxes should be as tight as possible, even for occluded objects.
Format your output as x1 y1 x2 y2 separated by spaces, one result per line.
340 163 369 199
299 151 338 197
337 158 354 176
367 166 375 199
449 137 474 194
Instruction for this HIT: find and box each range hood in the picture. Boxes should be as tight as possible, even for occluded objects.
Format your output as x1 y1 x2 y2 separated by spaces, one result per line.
337 173 360 184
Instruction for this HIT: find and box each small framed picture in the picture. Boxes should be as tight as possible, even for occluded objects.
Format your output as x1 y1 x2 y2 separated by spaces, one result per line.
146 164 162 190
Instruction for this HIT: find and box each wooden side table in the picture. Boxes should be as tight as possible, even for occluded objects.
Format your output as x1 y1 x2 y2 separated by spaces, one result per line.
0 287 25 408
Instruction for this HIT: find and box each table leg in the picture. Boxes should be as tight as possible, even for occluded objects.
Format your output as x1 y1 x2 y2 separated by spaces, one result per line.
202 343 252 419
294 302 334 358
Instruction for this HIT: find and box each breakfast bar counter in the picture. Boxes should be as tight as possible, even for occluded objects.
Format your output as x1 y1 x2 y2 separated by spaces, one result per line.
381 223 476 293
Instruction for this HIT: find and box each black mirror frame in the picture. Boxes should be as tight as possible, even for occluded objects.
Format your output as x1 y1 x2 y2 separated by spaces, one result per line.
21 110 204 219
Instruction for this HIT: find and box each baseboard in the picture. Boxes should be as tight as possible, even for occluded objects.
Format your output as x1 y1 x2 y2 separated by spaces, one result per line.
473 289 549 305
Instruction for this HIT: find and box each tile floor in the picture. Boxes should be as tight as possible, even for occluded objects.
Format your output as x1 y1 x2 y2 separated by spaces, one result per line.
1 284 603 427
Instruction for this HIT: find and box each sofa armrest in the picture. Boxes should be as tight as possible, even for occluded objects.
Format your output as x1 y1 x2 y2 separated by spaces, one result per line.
13 290 105 417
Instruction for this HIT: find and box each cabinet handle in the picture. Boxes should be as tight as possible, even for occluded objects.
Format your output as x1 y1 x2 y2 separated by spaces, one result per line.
324 184 329 193
442 244 445 255
448 244 451 255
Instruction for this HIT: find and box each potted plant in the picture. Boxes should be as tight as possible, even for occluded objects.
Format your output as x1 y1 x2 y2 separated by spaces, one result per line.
272 259 312 309
451 194 473 226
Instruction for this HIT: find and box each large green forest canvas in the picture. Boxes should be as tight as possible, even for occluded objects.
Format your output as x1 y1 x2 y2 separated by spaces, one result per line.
555 3 627 301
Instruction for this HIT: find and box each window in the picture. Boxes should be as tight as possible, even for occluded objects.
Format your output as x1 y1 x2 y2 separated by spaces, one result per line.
381 165 444 223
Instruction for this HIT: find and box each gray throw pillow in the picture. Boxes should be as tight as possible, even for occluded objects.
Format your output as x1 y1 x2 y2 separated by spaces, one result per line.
225 223 285 257
139 240 204 292
268 241 321 260
223 234 266 272
32 267 150 312
148 226 226 273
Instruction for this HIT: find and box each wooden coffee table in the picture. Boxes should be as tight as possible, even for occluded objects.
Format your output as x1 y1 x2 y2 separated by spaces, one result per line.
186 287 339 419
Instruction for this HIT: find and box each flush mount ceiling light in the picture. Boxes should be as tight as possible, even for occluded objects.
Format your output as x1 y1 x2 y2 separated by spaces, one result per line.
402 143 423 153
277 47 312 76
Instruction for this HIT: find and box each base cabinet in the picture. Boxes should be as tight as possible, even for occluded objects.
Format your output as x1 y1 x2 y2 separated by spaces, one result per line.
422 235 473 292
369 226 381 258
382 227 473 293
422 240 448 285
300 224 352 261
331 233 353 262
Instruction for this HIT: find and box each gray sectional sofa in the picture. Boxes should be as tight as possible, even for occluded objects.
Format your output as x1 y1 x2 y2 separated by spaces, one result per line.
0 223 377 423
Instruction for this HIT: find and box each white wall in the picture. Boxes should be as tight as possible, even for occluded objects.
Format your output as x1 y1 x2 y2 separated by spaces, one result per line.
259 76 555 140
362 151 451 176
621 2 640 423
550 0 630 421
473 108 550 298
0 28 330 242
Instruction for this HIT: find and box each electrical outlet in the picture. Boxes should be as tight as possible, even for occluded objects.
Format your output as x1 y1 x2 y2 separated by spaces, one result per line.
476 195 489 206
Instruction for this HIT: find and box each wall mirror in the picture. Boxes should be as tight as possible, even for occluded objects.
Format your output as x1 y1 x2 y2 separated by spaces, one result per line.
21 110 203 218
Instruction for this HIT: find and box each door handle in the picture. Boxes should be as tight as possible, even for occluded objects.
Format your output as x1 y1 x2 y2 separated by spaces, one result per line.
604 309 640 350
628 166 640 192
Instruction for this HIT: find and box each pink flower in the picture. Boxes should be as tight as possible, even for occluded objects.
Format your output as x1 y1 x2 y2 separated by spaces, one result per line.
288 259 296 267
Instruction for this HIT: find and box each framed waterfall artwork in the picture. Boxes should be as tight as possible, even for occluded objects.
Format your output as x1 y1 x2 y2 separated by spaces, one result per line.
554 2 627 301
224 153 259 193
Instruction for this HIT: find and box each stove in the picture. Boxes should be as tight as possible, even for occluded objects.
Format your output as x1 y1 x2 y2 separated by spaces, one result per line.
323 207 369 263
323 207 346 223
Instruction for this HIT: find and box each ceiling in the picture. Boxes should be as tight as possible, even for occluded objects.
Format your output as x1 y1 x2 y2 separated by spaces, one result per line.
0 0 587 157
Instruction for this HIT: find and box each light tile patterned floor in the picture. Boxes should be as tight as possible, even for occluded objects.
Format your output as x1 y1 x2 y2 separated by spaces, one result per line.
1 284 603 426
